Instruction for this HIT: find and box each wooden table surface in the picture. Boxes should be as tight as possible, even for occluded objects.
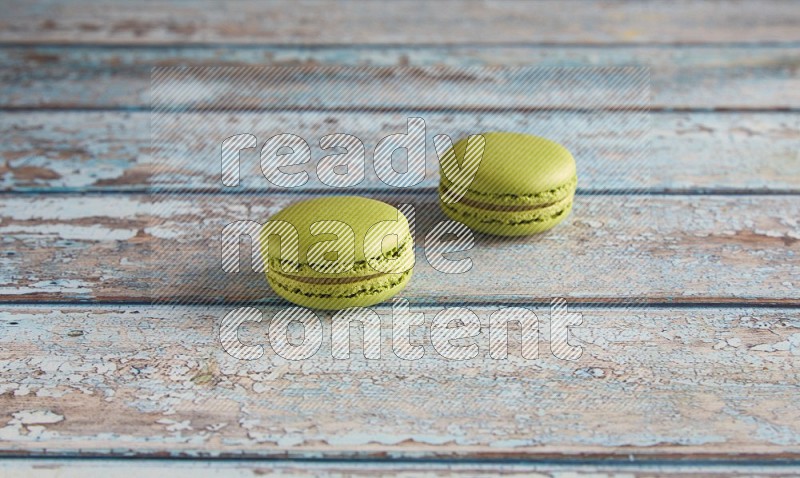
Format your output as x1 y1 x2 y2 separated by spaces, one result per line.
1 1 799 476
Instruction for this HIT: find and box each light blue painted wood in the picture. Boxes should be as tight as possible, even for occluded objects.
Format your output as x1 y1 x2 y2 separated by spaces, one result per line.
1 46 799 108
2 111 798 192
2 0 799 45
0 305 798 459
1 194 797 303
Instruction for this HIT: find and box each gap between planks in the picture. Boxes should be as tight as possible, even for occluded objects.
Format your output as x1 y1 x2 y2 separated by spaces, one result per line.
4 455 800 467
4 41 800 49
3 107 800 113
3 299 800 309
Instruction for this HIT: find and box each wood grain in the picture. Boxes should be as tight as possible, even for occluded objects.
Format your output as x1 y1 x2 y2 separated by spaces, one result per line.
2 46 799 109
147 65 651 112
3 111 799 192
2 1 799 45
0 193 797 303
4 459 800 477
1 304 799 459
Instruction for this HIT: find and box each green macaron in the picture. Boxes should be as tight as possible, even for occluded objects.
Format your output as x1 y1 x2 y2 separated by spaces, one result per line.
261 196 414 310
438 132 577 236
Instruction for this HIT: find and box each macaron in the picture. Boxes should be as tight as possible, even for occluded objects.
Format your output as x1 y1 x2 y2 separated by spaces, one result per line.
438 132 577 236
261 196 414 310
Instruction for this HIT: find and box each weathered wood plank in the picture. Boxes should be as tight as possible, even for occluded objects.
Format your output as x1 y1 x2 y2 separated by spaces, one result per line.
2 111 798 192
0 194 797 303
3 459 800 477
2 1 799 45
148 66 651 112
2 46 799 109
0 112 146 191
1 304 799 459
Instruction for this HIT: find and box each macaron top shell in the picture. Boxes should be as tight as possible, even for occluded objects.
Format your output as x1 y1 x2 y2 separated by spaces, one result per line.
264 196 412 274
443 132 577 198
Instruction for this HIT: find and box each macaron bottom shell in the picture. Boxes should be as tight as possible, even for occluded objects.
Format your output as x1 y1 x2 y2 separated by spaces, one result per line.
440 194 574 237
267 268 413 310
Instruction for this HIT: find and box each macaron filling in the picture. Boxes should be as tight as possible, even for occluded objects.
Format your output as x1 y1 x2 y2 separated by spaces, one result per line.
267 232 414 276
266 230 414 302
439 172 576 226
440 191 573 226
441 174 577 207
446 192 562 212
268 266 413 300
